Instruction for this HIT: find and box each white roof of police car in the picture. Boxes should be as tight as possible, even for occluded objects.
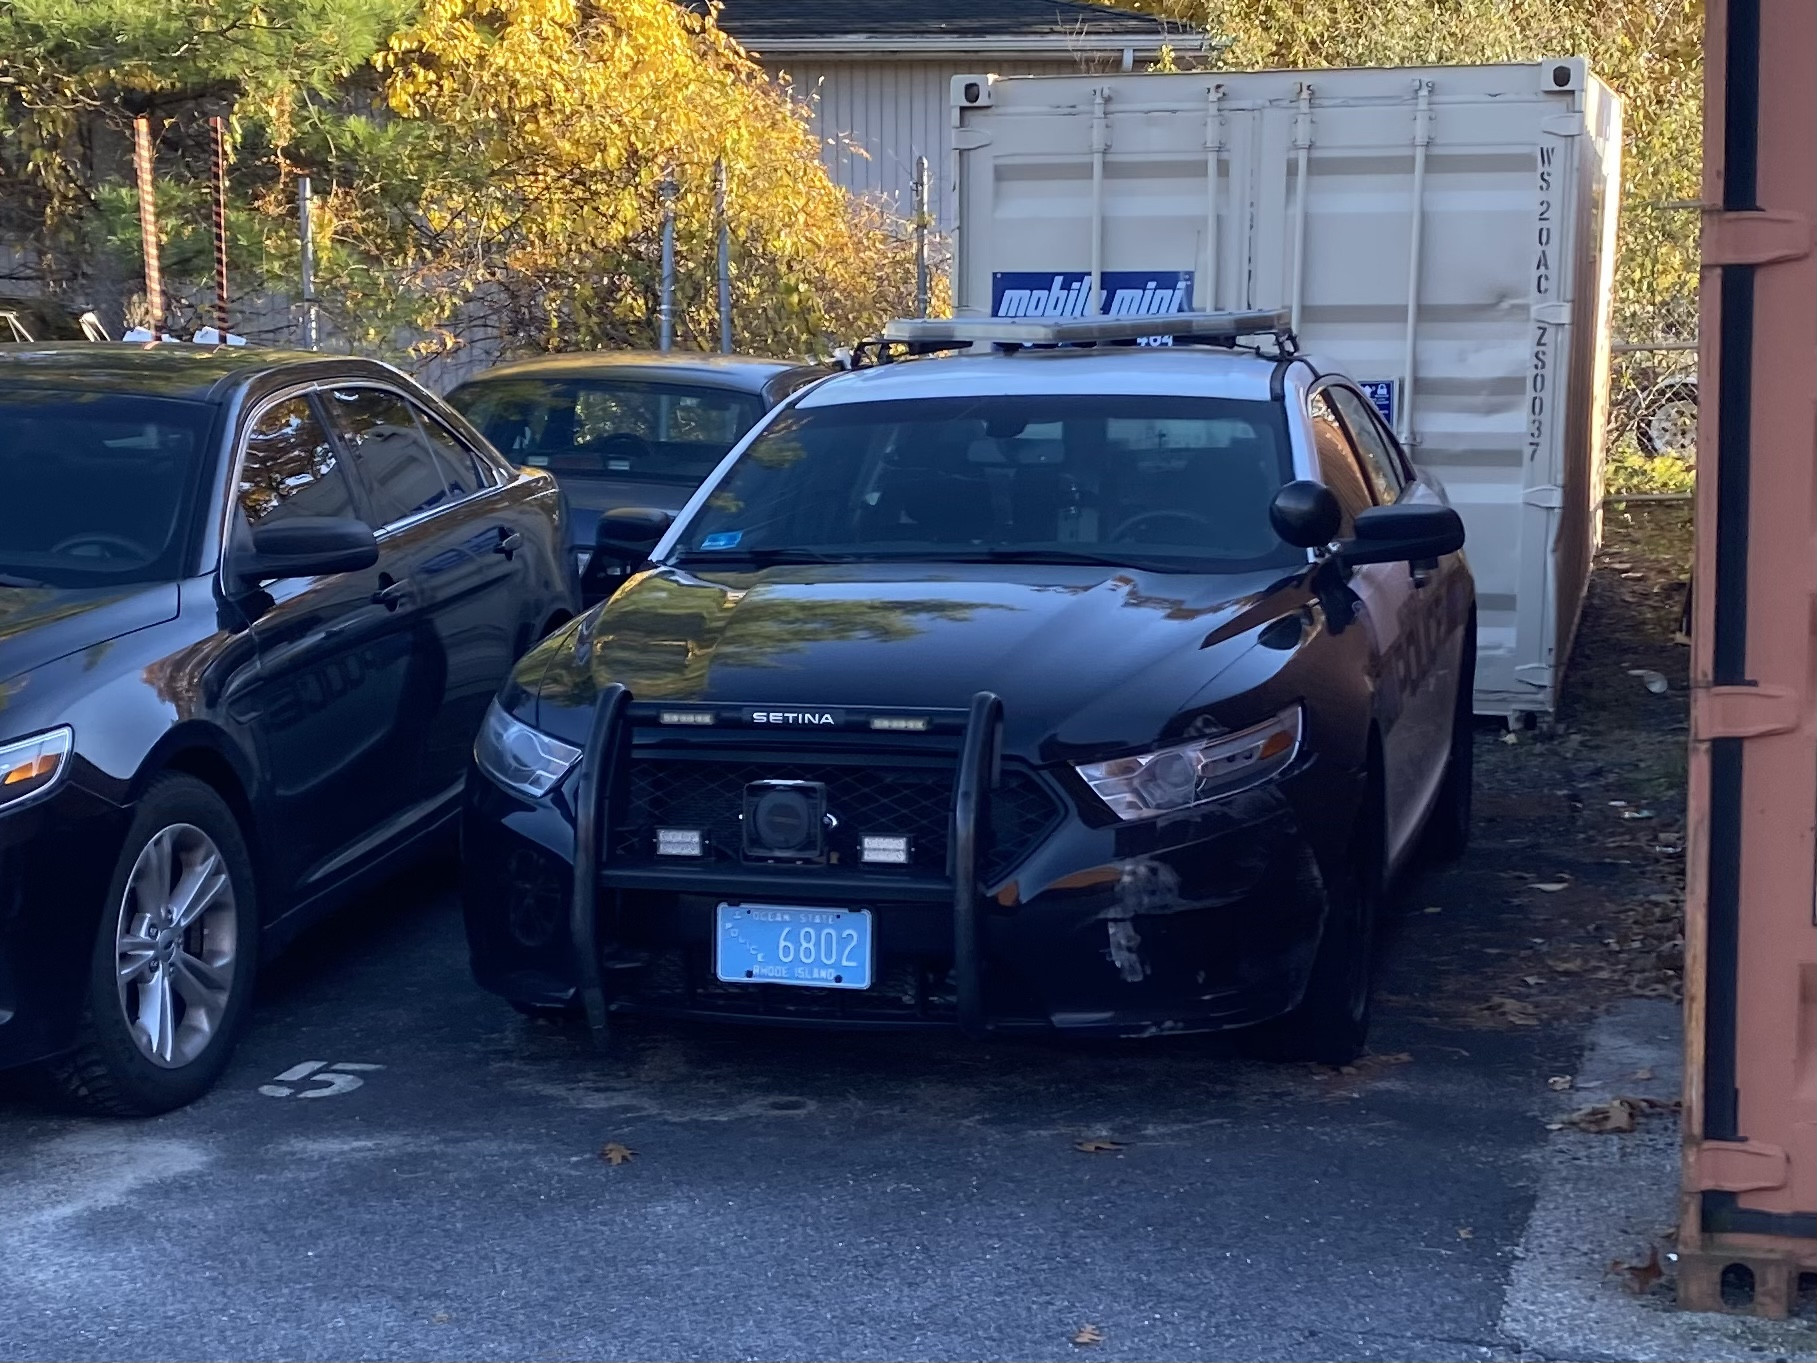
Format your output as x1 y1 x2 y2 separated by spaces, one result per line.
793 346 1307 408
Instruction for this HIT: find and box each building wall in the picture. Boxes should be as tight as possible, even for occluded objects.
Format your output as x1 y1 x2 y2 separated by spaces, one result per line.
764 59 1088 230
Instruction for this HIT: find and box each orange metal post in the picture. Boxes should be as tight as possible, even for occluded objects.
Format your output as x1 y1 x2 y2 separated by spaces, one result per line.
1679 0 1817 1317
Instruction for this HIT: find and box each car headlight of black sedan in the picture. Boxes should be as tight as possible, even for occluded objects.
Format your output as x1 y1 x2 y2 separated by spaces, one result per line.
0 725 73 812
1074 705 1302 820
473 700 582 799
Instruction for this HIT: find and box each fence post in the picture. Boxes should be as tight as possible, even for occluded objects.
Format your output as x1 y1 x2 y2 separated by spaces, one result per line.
913 154 931 318
132 116 163 332
298 175 318 350
659 173 678 353
209 115 230 334
716 159 732 354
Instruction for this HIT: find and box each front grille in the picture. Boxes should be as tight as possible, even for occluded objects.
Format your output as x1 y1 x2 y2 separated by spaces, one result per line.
612 752 1062 882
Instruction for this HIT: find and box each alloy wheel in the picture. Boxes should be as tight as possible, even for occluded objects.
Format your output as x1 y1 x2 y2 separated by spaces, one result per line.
113 823 239 1068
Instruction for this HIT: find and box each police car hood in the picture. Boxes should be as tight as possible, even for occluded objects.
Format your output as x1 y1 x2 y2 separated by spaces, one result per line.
536 560 1302 760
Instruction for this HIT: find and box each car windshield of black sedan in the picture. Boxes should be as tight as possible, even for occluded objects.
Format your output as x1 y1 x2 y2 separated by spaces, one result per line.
0 389 213 586
448 377 764 502
674 394 1300 572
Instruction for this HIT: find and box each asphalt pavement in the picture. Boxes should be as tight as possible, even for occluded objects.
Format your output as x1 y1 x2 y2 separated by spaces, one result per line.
0 856 1806 1362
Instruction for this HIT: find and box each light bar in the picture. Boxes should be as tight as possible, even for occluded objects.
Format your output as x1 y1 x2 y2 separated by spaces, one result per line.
655 828 705 857
861 835 912 865
881 309 1293 349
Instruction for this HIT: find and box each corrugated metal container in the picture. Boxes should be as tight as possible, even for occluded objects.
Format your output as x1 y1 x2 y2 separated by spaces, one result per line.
1677 0 1817 1315
948 62 1623 718
773 59 1082 227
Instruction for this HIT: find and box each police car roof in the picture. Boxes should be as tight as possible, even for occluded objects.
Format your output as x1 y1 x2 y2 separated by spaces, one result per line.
795 346 1297 408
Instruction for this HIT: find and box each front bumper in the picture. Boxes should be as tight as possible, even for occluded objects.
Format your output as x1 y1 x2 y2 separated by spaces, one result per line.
462 691 1340 1037
0 779 130 1069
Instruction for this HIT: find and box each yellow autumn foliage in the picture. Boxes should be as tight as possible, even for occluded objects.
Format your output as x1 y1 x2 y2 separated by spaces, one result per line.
338 0 930 359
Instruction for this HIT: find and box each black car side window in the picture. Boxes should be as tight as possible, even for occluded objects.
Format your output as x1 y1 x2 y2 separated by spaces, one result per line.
1307 391 1374 536
320 387 453 528
1329 387 1407 504
238 396 356 525
413 403 494 499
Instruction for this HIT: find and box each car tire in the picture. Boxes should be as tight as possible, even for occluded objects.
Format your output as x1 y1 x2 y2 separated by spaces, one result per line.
1421 623 1476 862
1238 767 1383 1066
1636 381 1699 457
46 774 259 1116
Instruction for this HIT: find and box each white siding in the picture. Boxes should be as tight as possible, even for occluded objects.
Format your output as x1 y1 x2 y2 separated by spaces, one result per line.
766 59 1082 229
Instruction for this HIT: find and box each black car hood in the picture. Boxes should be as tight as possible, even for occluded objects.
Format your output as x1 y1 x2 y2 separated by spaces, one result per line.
529 561 1304 759
0 582 182 685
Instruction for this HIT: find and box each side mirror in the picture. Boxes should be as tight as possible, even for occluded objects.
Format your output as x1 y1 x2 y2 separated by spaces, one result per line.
241 516 378 581
594 506 674 561
581 507 674 606
1336 503 1466 566
1269 480 1343 549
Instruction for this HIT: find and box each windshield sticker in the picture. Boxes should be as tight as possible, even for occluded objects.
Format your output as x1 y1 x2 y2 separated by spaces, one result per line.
700 531 743 549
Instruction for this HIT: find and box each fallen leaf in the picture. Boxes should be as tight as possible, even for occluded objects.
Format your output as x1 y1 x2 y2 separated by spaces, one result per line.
1621 809 1657 821
432 1313 451 1325
1628 668 1670 695
1457 1226 1474 1240
1074 1139 1125 1155
1632 1067 1655 1082
1548 1074 1575 1091
1482 996 1540 1026
1071 1324 1105 1347
1609 1245 1663 1293
1501 731 1521 745
598 1141 637 1166
1522 975 1545 987
1561 1098 1639 1133
1530 881 1571 893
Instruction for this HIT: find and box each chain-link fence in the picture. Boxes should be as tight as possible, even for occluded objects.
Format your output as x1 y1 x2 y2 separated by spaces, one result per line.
1605 201 1700 498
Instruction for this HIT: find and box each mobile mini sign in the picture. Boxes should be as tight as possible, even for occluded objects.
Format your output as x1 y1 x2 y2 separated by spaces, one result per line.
991 271 1194 343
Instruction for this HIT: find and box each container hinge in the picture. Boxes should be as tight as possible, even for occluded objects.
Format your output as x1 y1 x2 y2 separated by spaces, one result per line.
1523 484 1565 510
1692 1138 1791 1194
951 128 992 152
1540 113 1586 137
1692 682 1802 741
1514 663 1554 688
1701 209 1814 267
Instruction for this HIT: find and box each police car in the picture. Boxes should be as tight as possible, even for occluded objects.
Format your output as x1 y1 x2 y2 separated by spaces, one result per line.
462 309 1474 1063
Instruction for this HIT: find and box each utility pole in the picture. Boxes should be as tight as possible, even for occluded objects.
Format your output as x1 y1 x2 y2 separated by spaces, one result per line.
297 175 319 350
132 116 164 332
658 174 678 352
209 116 230 334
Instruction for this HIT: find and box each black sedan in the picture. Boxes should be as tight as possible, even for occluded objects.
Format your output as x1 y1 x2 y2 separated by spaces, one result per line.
461 315 1474 1064
445 352 827 603
0 343 575 1113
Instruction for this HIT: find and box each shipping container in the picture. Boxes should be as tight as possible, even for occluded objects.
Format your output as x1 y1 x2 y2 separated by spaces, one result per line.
1678 0 1817 1316
947 62 1622 718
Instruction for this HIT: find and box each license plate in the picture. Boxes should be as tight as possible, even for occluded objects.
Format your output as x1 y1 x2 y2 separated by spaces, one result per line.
714 904 873 990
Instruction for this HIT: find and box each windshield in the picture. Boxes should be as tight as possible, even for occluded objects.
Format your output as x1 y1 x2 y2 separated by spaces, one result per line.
674 394 1301 573
448 377 764 501
0 388 215 586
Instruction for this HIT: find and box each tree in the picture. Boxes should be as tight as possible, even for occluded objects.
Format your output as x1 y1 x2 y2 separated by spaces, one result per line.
0 0 930 359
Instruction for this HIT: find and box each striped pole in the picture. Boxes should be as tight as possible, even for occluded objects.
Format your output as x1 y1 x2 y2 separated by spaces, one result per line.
210 116 230 334
132 116 163 331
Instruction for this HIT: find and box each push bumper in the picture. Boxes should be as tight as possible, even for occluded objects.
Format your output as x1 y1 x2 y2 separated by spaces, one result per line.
461 688 1335 1038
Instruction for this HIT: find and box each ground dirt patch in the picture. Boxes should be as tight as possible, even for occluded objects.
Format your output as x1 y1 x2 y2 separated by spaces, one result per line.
1380 502 1694 1030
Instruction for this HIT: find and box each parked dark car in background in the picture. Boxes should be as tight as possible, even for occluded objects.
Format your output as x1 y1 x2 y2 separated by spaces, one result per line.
445 352 827 603
0 343 575 1114
0 295 109 344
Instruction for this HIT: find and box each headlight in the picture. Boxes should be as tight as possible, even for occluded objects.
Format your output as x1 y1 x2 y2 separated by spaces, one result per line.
474 700 581 798
0 726 72 811
1075 706 1302 820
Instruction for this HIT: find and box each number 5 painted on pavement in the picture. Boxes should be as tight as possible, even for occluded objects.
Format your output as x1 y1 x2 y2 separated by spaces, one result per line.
258 1061 384 1098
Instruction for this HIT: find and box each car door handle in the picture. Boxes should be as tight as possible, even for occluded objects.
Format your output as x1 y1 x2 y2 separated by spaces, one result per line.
495 530 522 559
372 576 413 610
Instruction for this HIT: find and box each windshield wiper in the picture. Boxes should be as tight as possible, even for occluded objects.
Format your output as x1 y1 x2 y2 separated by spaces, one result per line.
0 572 49 588
671 547 850 567
947 547 1189 572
